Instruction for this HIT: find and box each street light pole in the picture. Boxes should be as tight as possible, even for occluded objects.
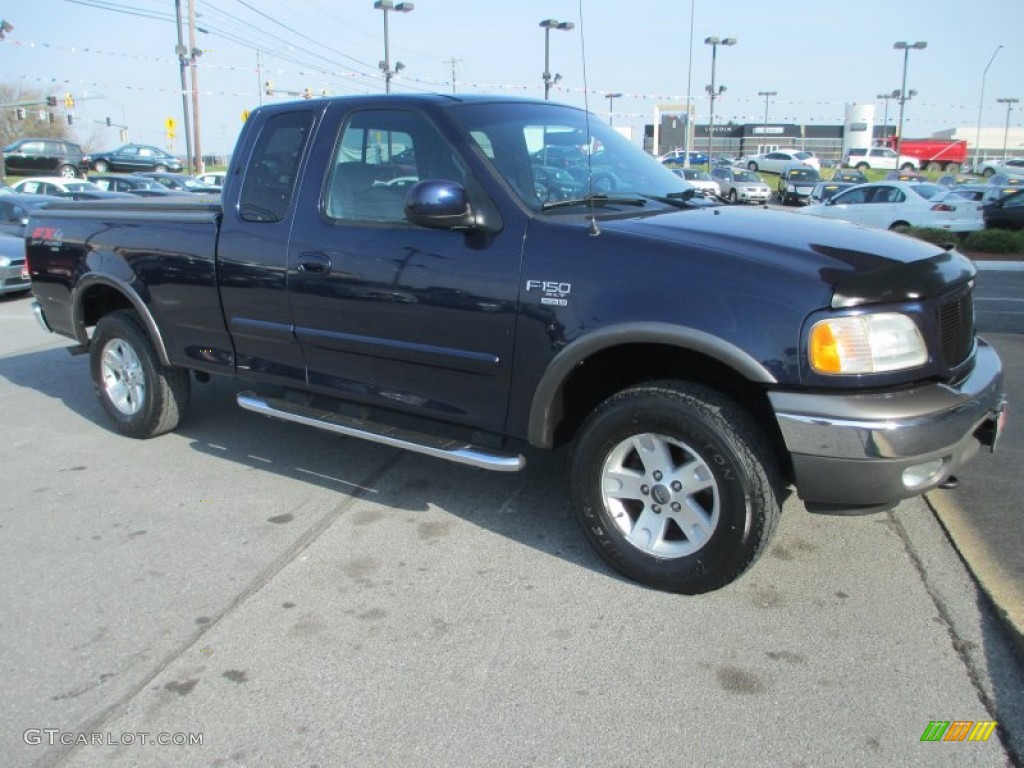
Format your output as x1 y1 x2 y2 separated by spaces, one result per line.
997 97 1019 160
876 90 900 138
758 90 776 151
374 1 414 94
605 92 622 126
540 19 574 100
975 45 1003 169
893 41 927 162
704 36 736 163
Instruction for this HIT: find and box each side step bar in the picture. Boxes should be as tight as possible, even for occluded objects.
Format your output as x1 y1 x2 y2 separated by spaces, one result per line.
237 392 526 472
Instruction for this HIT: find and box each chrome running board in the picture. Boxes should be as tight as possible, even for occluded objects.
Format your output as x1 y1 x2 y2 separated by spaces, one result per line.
237 391 525 472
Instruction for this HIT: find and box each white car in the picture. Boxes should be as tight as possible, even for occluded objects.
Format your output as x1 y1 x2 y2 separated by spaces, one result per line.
670 167 720 197
796 181 983 233
194 171 227 188
743 150 820 174
11 177 104 196
977 157 1024 178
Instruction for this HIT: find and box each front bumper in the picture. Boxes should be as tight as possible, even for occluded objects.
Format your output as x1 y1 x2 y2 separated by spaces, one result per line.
769 340 1005 512
734 187 770 203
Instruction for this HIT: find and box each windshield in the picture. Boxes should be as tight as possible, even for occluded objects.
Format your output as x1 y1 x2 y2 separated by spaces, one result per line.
787 169 820 182
909 183 946 200
734 170 761 183
64 182 100 191
453 101 693 212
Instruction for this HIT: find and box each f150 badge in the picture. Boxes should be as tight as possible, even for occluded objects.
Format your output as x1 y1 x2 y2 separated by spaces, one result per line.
526 279 571 306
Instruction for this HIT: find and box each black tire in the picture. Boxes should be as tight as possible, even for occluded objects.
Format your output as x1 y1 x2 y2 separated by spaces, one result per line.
982 167 995 178
58 164 78 179
728 189 738 204
570 381 782 594
926 161 942 172
90 310 190 438
889 221 910 232
900 163 915 171
747 162 758 172
93 160 109 173
154 164 168 173
856 162 870 171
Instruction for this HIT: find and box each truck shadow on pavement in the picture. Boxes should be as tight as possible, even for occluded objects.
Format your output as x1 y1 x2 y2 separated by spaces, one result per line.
0 346 625 586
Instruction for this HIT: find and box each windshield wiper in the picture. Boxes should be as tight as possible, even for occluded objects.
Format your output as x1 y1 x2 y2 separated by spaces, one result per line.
636 190 700 208
541 194 648 211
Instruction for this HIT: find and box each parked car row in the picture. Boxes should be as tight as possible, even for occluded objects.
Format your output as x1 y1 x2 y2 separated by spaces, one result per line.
3 137 200 178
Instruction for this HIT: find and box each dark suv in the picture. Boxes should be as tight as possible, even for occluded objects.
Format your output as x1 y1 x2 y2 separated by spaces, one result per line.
2 138 91 178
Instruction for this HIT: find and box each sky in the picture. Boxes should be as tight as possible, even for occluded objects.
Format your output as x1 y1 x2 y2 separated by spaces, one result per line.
2 0 1023 157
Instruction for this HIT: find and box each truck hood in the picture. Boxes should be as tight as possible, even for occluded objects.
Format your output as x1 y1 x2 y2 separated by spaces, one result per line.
601 205 975 307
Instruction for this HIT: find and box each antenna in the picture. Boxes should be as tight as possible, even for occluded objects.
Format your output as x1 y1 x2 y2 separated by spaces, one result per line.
577 0 600 236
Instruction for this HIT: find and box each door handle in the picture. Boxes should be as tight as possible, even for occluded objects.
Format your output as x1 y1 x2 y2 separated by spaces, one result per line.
296 252 332 275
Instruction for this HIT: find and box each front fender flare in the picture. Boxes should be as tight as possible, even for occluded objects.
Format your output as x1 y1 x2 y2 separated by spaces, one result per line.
527 322 778 448
72 273 172 366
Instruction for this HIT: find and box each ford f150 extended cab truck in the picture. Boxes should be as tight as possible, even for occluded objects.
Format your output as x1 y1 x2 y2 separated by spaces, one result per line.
26 95 1007 593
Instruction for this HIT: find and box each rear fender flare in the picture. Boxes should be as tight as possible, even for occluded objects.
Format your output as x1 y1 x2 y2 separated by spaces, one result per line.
72 274 172 366
527 322 778 448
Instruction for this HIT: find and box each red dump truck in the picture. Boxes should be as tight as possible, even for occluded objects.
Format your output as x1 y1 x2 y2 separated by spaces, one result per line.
877 137 968 172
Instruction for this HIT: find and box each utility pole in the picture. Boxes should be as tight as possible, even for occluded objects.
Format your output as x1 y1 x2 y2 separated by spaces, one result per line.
174 0 193 175
188 0 204 175
448 57 462 94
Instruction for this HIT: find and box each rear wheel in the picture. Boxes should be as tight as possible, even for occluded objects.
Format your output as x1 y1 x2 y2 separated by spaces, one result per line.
90 310 190 438
856 162 870 171
154 164 168 173
926 161 942 172
747 162 758 172
900 163 916 171
889 220 910 232
982 167 995 178
570 381 781 594
58 164 77 179
93 160 110 172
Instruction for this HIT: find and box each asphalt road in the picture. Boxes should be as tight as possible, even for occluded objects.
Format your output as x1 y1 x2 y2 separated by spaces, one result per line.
1 290 1022 768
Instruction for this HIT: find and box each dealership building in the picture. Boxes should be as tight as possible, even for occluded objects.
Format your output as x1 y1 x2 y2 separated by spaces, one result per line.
647 102 1024 165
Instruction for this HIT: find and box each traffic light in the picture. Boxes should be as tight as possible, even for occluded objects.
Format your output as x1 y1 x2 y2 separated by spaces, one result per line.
105 116 111 127
47 111 55 124
66 114 74 125
264 80 273 96
64 93 75 109
46 95 57 107
15 107 25 120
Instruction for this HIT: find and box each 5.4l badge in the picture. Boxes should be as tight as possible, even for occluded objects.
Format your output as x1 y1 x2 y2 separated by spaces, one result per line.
525 279 571 306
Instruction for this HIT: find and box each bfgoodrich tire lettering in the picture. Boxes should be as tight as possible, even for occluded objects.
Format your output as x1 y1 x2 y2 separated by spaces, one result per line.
570 381 781 594
90 310 190 438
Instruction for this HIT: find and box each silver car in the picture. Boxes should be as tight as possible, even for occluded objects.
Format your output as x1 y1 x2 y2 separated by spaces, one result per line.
0 234 31 295
709 166 771 205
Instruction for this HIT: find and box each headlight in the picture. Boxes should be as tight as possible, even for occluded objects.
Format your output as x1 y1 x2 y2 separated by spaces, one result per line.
0 256 10 267
787 184 796 192
809 313 927 374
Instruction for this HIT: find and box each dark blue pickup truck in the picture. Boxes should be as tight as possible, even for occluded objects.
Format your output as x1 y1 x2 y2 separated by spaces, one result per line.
26 94 1006 593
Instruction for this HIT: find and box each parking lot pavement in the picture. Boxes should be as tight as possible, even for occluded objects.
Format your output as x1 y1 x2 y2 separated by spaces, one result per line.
1 292 1021 767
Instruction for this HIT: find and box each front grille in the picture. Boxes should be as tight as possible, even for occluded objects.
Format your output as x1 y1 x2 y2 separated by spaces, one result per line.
934 290 974 368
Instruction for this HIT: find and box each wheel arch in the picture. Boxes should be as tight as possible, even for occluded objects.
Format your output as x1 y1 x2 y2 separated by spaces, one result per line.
528 323 780 451
73 275 172 366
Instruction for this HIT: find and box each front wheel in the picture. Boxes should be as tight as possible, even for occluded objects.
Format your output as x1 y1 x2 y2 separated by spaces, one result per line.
90 310 190 438
728 189 738 204
154 164 168 173
93 160 109 172
856 162 870 171
747 162 758 172
570 382 781 594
